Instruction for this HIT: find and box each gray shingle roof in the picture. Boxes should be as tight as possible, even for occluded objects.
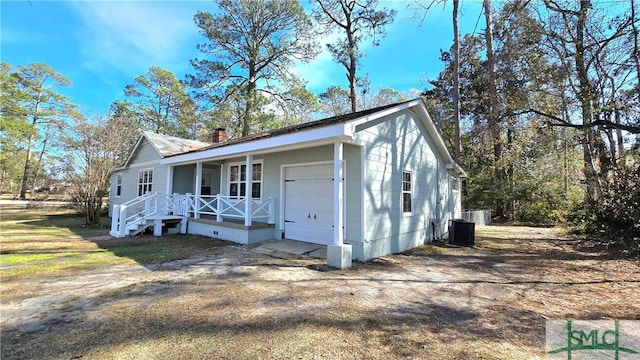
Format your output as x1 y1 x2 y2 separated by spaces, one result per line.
143 131 211 157
194 100 411 153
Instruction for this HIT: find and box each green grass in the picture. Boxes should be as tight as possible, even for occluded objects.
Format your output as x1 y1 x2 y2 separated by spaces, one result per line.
1 204 108 241
1 253 130 281
1 252 62 264
0 205 228 280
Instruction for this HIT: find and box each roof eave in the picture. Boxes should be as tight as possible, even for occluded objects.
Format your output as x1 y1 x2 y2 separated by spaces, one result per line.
162 123 352 165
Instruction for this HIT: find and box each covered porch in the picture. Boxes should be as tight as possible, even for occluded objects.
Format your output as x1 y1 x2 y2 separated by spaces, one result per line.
109 191 275 242
113 138 356 268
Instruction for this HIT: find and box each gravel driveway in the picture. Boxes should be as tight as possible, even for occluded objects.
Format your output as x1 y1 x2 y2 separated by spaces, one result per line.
2 226 639 359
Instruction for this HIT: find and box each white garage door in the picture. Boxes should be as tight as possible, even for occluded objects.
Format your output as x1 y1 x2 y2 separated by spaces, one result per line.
284 163 334 245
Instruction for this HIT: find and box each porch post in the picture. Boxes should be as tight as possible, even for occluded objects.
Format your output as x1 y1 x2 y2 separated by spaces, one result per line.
110 205 120 236
333 142 344 245
244 154 253 226
165 166 173 196
328 142 351 269
195 162 202 219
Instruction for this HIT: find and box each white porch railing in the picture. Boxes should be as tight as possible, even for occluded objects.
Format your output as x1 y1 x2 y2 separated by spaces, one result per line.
110 192 189 238
184 194 275 224
111 192 275 238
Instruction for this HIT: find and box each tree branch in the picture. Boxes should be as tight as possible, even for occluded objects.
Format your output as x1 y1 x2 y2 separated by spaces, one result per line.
508 108 640 134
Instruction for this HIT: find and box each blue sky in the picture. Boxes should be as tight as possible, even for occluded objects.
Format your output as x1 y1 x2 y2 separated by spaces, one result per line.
1 0 484 115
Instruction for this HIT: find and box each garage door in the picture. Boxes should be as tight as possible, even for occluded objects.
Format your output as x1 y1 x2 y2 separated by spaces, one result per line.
284 164 334 245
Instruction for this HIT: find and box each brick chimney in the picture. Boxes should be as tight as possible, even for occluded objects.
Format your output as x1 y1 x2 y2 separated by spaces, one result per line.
212 128 228 143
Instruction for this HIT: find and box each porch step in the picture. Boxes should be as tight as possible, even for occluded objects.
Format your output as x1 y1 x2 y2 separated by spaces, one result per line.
111 215 186 238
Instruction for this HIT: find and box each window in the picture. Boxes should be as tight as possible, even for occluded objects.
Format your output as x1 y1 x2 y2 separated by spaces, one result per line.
452 176 460 190
138 169 153 196
115 173 122 197
402 171 412 214
229 162 262 199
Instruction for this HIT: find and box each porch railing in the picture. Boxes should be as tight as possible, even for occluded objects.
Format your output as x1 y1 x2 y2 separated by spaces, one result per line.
111 192 275 238
110 192 190 237
184 194 275 225
110 192 157 237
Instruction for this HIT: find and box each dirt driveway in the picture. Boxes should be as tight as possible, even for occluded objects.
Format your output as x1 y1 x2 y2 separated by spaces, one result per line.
2 226 639 359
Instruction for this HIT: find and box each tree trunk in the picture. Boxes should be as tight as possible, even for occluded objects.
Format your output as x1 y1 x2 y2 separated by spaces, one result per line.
85 189 104 226
19 132 35 200
30 135 48 195
575 0 601 201
453 0 461 163
347 20 358 113
616 108 625 167
632 0 640 101
242 65 257 137
0 168 6 195
506 121 515 221
483 0 504 217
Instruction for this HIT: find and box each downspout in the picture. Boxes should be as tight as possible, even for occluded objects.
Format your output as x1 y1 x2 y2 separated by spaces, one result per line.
449 173 454 222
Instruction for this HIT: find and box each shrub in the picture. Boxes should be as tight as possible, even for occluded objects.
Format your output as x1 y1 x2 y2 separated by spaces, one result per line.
570 163 640 258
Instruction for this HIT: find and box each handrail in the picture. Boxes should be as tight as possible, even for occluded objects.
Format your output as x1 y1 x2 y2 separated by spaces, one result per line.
111 193 275 238
119 191 155 208
111 192 160 237
183 194 274 224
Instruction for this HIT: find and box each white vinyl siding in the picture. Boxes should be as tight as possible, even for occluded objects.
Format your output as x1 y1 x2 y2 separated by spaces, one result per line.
132 141 161 163
356 110 442 250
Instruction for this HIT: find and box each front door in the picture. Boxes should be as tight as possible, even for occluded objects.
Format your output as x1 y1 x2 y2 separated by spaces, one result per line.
284 163 334 245
201 169 219 195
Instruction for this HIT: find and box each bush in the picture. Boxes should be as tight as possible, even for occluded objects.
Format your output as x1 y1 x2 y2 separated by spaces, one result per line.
569 164 640 258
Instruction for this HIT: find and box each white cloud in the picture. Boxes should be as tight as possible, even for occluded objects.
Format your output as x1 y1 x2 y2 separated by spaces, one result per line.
68 1 201 78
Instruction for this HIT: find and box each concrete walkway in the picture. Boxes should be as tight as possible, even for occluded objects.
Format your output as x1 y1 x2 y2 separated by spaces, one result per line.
251 239 327 259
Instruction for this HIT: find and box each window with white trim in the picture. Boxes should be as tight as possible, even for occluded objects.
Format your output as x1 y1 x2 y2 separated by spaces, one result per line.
138 169 153 196
228 162 262 199
402 170 412 214
115 173 122 197
452 176 460 190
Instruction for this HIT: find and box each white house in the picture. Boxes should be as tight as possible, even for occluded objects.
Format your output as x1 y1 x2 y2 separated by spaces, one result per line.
109 98 465 268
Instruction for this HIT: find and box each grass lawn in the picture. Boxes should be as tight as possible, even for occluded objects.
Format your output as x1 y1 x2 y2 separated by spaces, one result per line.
1 205 639 359
0 205 227 281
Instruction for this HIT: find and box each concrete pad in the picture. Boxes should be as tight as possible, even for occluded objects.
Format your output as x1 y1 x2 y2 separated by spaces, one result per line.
250 246 278 256
259 240 322 255
308 248 327 259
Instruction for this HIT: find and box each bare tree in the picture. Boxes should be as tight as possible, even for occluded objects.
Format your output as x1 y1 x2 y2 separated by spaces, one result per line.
483 0 505 216
312 0 396 113
60 116 132 226
540 0 635 201
452 0 461 163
